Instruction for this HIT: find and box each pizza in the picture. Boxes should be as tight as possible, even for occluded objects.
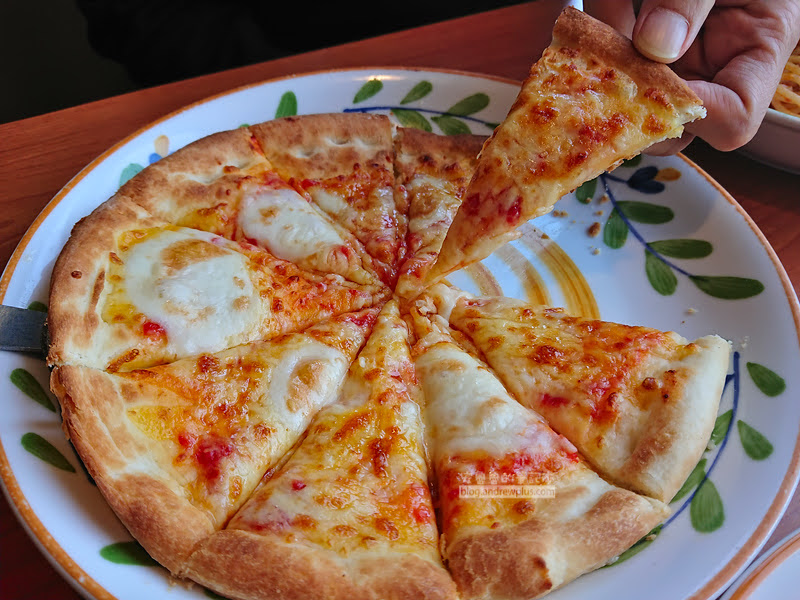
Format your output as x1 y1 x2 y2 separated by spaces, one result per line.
51 310 376 572
44 8 730 600
409 301 670 599
428 6 707 282
420 285 731 504
393 127 486 300
182 300 456 600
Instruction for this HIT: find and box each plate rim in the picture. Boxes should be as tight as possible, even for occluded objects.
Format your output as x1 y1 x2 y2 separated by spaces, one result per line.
1 66 799 600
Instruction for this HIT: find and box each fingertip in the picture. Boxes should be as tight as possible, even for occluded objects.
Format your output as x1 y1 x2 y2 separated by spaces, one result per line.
633 7 689 63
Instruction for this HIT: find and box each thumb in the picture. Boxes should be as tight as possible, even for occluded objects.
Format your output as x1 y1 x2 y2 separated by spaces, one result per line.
632 0 715 63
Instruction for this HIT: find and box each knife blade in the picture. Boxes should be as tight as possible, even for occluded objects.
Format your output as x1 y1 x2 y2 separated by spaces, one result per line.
0 305 48 356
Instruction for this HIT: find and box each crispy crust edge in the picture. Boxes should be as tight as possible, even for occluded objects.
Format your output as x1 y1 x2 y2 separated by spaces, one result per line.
446 488 669 600
623 335 732 501
552 7 704 119
51 365 214 573
46 196 164 368
251 113 394 179
182 529 457 600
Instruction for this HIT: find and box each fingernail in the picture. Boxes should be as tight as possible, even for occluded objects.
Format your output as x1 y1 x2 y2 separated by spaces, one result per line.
636 8 689 61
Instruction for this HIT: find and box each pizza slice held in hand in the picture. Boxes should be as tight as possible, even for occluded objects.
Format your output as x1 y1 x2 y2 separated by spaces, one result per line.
183 300 457 600
426 287 730 503
429 6 706 281
251 113 406 286
409 301 670 600
50 309 376 573
393 127 486 300
48 210 387 372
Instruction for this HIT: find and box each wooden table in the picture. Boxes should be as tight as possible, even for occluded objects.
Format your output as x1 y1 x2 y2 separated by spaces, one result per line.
1 2 798 599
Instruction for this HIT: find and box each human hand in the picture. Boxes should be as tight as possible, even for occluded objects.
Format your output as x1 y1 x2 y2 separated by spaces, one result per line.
583 0 800 154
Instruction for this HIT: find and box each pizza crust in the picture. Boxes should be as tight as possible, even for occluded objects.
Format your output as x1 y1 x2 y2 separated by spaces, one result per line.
552 6 704 118
183 529 457 600
446 485 668 600
47 196 167 369
118 127 270 237
51 365 215 573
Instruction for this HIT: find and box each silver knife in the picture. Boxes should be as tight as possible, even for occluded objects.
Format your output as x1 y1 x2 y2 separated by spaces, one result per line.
0 305 48 356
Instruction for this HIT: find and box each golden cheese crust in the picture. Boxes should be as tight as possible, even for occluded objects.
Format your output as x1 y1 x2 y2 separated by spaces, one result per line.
51 310 375 575
46 196 167 369
118 127 270 237
183 529 457 600
51 365 215 572
446 487 668 600
552 6 703 113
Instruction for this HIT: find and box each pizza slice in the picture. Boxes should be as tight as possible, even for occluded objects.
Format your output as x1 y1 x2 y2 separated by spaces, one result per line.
429 6 706 281
429 287 730 503
251 113 406 286
182 300 456 600
120 127 384 287
393 127 486 300
50 309 376 574
48 205 387 371
409 302 669 600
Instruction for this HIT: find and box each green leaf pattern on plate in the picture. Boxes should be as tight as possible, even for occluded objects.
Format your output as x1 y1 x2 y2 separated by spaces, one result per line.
21 433 75 472
575 178 597 204
401 81 433 104
645 250 677 296
100 541 158 566
11 368 55 412
119 163 143 187
615 200 674 224
648 239 713 259
671 459 707 503
275 91 298 118
392 109 432 132
737 420 774 460
353 79 383 103
603 208 628 249
587 168 765 300
709 410 733 448
746 362 786 397
691 479 725 533
431 115 471 135
27 300 48 313
446 93 489 115
689 276 765 300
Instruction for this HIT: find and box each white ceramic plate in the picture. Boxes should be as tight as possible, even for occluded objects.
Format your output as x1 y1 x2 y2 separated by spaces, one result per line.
1 68 799 600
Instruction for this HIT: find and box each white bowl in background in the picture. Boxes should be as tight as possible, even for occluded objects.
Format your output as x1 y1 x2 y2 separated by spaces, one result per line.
740 107 800 175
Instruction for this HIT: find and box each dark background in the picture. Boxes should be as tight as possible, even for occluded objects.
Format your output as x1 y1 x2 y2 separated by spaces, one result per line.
1 1 528 125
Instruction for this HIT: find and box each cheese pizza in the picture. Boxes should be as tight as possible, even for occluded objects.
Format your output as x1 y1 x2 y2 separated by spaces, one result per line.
393 127 486 300
429 6 706 281
409 300 670 599
423 285 730 503
51 310 375 572
44 7 730 600
183 300 456 600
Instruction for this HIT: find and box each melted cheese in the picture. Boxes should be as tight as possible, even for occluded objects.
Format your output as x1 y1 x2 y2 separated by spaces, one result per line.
415 340 574 460
237 187 348 264
123 228 261 356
